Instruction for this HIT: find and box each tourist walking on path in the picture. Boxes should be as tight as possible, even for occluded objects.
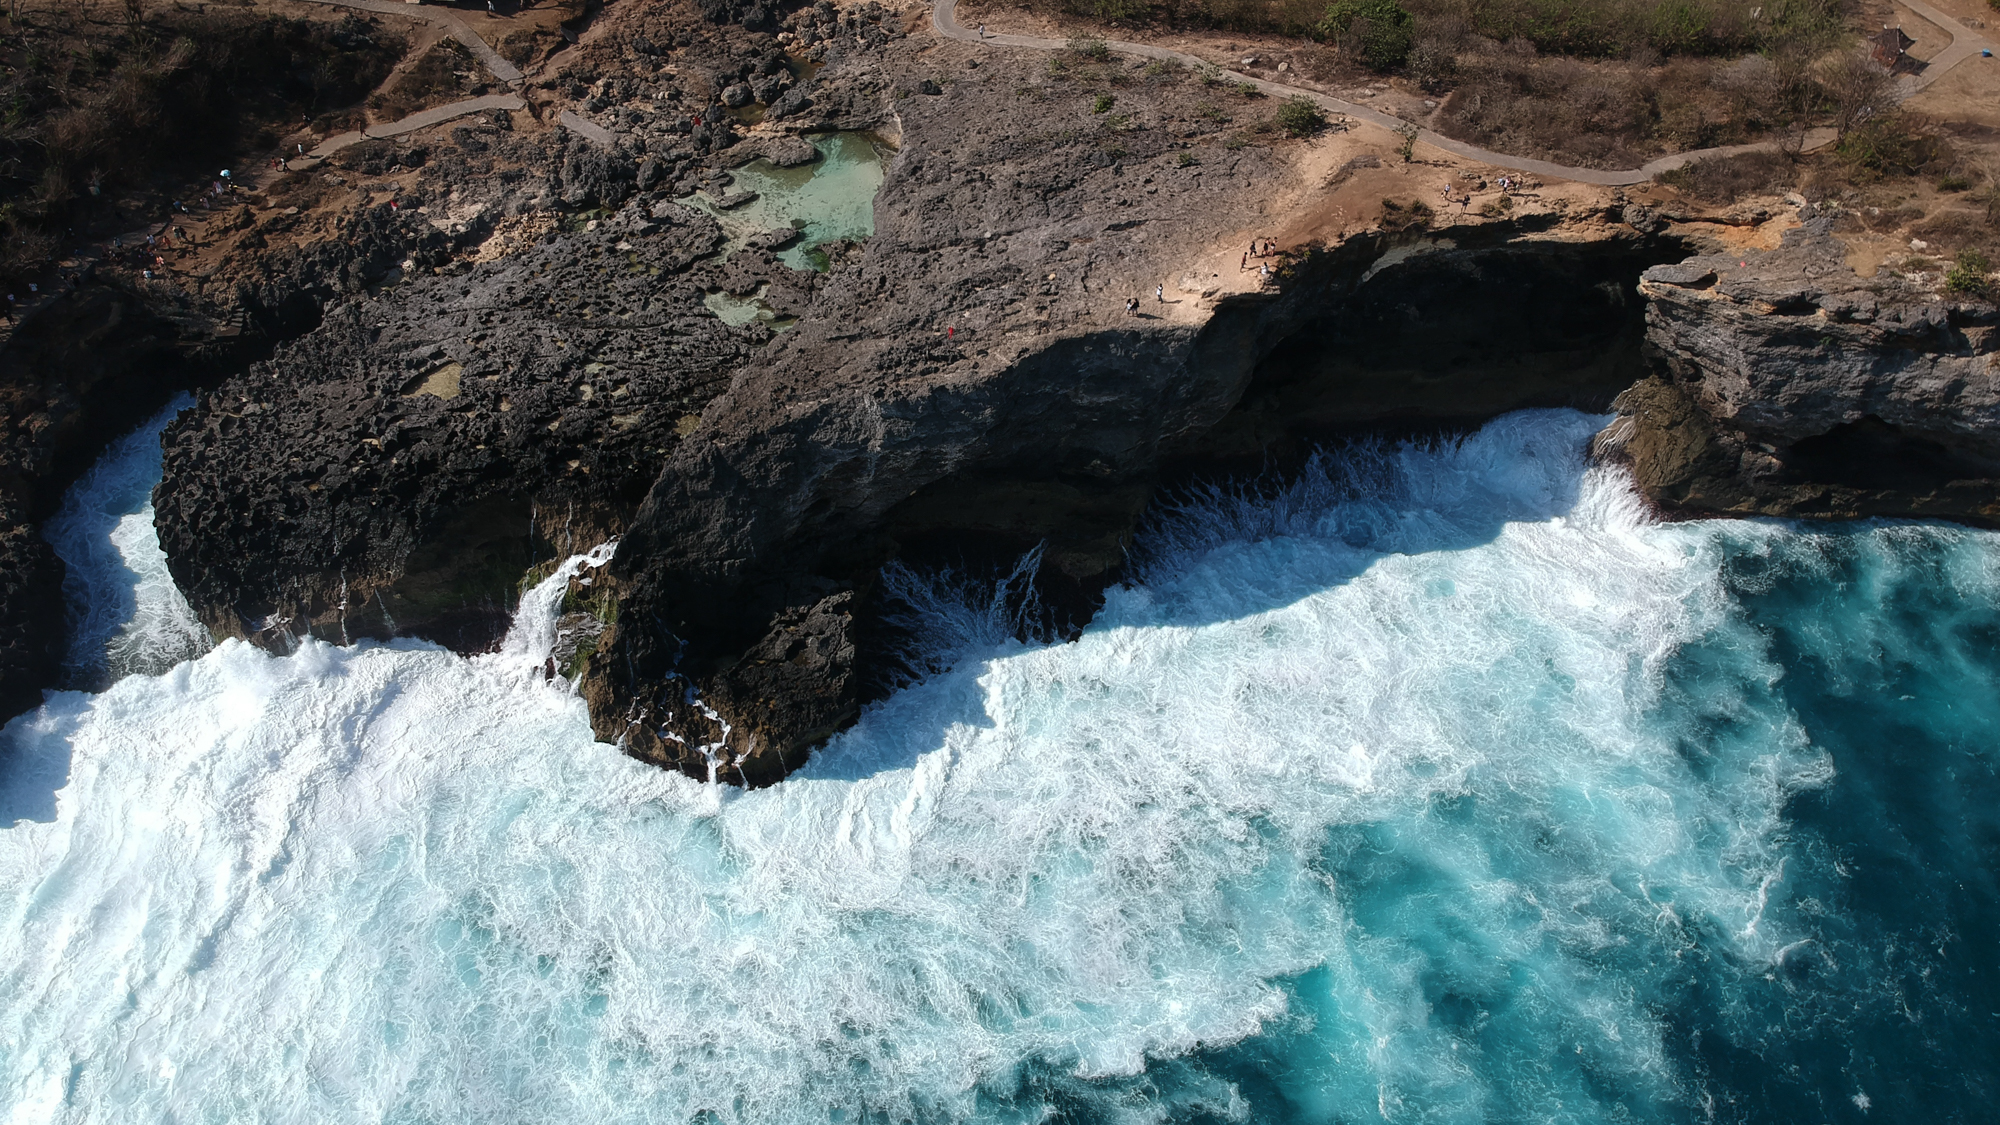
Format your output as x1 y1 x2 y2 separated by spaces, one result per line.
1155 284 1163 303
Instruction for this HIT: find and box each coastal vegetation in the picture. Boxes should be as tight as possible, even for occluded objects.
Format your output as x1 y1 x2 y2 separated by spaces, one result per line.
0 2 404 291
993 0 1886 168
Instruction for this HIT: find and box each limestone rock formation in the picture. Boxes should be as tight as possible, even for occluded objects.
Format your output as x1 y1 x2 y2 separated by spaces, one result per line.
1602 221 2000 526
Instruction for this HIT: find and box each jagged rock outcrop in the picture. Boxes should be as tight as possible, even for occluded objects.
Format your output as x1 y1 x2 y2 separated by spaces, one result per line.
138 0 1695 785
0 281 255 710
154 200 754 652
1602 221 2000 526
582 221 1685 784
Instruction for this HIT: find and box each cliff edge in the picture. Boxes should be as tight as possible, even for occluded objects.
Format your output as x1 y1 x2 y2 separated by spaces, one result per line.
1603 216 2000 527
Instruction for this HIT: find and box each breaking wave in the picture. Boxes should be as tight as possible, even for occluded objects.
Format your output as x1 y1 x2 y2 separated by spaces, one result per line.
3 408 1996 1123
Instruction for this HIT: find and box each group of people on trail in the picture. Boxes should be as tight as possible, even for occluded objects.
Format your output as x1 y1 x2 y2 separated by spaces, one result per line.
1123 283 1168 315
1239 237 1279 284
1438 173 1531 213
1241 237 1280 275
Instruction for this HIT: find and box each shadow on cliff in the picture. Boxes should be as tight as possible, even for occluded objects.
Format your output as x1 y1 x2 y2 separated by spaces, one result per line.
801 409 1604 782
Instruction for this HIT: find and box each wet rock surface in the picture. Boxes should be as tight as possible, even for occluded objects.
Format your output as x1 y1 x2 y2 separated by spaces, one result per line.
1603 221 2000 526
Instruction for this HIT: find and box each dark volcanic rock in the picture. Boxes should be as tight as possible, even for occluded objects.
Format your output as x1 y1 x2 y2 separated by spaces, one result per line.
0 280 269 712
143 4 1692 788
154 201 751 652
561 35 1691 784
1603 222 2000 525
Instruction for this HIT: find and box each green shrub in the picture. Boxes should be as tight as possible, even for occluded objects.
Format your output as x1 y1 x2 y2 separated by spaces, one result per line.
1177 150 1199 166
1317 0 1414 70
1234 81 1264 97
1945 248 1991 295
1093 93 1116 113
1275 96 1327 136
1067 35 1111 60
1835 112 1953 181
1940 173 1973 192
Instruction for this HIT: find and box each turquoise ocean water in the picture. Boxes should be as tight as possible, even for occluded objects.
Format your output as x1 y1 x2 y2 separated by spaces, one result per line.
1 407 1994 1123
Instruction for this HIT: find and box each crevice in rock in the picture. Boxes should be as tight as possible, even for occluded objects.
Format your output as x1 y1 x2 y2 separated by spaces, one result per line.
1783 417 1999 492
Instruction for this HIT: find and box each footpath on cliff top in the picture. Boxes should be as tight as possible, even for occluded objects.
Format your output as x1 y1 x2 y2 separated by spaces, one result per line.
934 0 1996 184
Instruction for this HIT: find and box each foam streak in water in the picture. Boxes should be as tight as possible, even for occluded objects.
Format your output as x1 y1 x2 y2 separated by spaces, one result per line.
3 408 1996 1123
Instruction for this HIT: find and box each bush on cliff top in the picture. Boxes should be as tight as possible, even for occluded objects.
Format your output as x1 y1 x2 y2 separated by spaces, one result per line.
1275 95 1328 136
1317 0 1414 68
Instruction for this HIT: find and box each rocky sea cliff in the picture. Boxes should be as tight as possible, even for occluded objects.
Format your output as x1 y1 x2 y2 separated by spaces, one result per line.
0 0 1994 783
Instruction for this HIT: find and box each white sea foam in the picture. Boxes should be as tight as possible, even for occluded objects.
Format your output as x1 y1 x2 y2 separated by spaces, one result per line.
0 409 1837 1123
40 397 209 687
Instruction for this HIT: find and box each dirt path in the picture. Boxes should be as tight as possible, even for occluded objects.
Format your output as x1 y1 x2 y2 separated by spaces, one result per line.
293 0 525 84
933 0 1996 186
289 92 529 172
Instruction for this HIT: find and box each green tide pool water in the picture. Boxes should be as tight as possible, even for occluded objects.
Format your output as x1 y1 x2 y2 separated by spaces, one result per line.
684 131 890 272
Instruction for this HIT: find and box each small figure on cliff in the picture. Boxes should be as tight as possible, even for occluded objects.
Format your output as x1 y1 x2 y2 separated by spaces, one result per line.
1125 297 1138 314
1155 284 1164 303
946 326 955 339
1259 263 1270 282
1240 252 1247 271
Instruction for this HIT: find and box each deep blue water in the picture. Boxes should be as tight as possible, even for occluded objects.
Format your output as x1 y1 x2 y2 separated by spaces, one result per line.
2 409 1996 1123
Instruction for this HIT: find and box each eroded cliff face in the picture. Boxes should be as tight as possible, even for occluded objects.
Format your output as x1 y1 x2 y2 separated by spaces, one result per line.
0 281 274 709
129 0 1721 785
1601 219 2000 527
580 219 1686 785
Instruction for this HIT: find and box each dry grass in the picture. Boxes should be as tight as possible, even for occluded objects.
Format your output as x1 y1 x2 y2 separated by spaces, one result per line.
1656 149 1796 202
1437 49 1798 167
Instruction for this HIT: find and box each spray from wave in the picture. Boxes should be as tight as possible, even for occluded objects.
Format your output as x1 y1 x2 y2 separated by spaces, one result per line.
2 408 1997 1123
40 396 210 688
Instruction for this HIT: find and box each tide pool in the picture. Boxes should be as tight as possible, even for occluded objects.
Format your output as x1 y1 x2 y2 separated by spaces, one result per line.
683 131 889 272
